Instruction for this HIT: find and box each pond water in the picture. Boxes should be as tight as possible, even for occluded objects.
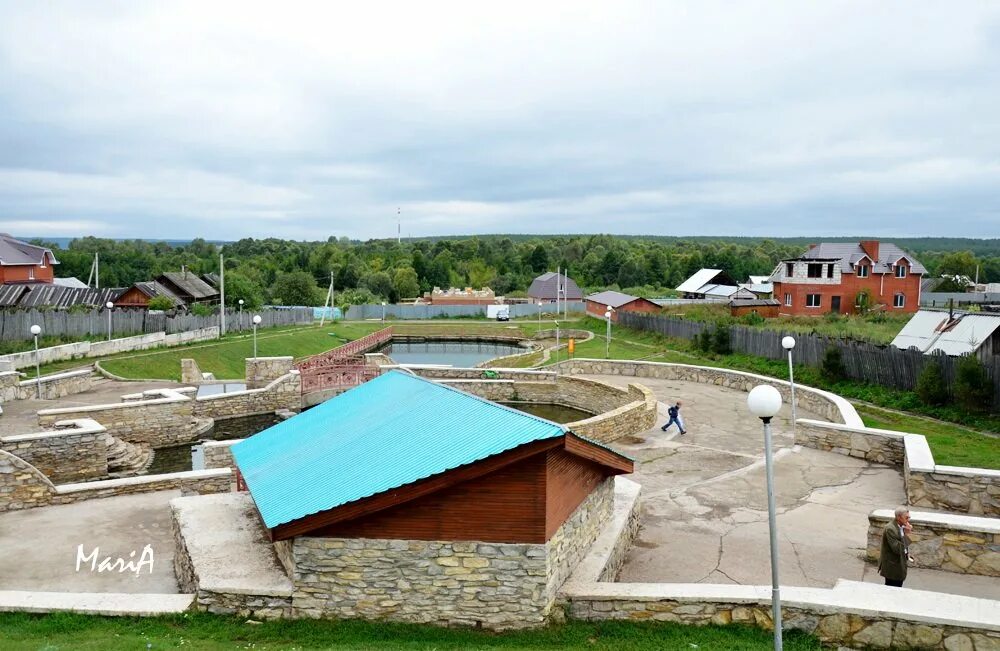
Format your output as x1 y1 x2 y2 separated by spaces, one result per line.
146 413 282 475
381 339 526 367
499 402 594 424
196 382 247 397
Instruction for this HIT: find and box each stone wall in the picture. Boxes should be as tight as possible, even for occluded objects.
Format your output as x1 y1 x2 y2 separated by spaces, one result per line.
246 357 294 389
408 367 557 382
281 479 615 630
37 389 196 448
0 418 109 483
0 369 94 402
0 327 218 370
907 466 1000 518
796 419 905 465
181 359 205 384
553 359 860 427
0 449 57 513
202 440 240 470
50 468 232 505
193 371 300 419
867 510 1000 577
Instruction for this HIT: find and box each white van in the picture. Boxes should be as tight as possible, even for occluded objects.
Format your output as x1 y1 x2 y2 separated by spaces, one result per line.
487 305 511 321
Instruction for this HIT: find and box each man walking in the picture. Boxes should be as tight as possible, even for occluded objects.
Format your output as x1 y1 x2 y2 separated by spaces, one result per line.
660 400 686 435
878 506 913 587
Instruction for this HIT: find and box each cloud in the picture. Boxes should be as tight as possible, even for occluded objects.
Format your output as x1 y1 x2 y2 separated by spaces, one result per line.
0 1 998 239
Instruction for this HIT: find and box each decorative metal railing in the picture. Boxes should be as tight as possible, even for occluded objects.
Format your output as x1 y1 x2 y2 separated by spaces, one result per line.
296 327 392 393
299 363 380 394
295 327 393 373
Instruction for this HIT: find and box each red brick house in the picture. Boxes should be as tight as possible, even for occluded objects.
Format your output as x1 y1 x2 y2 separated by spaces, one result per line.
585 290 660 322
0 233 58 284
770 241 925 316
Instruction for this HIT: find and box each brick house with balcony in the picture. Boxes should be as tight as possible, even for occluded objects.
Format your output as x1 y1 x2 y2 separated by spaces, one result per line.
770 241 925 316
0 233 58 284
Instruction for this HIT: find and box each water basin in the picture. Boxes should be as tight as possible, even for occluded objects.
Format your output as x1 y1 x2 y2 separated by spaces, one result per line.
196 382 247 397
147 412 282 474
381 340 525 367
499 402 594 424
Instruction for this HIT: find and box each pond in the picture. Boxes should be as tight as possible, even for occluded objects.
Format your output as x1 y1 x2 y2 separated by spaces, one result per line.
146 412 282 475
381 339 526 367
499 401 594 424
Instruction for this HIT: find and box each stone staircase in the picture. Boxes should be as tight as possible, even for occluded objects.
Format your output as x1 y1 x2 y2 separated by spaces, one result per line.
105 434 153 478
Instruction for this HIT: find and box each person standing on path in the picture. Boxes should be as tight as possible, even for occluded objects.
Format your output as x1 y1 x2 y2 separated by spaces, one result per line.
660 400 686 435
878 506 914 587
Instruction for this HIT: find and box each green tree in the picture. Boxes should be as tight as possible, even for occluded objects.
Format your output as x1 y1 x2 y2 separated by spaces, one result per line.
362 271 395 301
935 250 979 280
527 245 549 272
223 272 264 309
820 345 846 382
915 359 950 406
954 354 993 412
711 323 732 355
147 295 175 311
270 272 322 306
392 267 420 300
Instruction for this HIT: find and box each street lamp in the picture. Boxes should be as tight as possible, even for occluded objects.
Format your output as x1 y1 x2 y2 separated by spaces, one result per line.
252 314 262 359
554 319 560 370
747 384 785 651
106 301 114 341
238 299 244 331
381 301 386 325
604 305 614 359
781 336 798 444
30 324 41 399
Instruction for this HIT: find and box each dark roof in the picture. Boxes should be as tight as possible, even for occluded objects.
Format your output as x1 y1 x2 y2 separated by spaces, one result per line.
585 290 654 309
16 285 123 309
0 284 28 307
0 234 59 266
232 371 631 535
730 298 780 308
796 242 927 275
126 281 185 307
527 272 583 300
157 272 219 301
201 273 220 288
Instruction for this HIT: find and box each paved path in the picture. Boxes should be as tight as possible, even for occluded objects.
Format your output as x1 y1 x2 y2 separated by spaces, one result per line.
582 374 1000 601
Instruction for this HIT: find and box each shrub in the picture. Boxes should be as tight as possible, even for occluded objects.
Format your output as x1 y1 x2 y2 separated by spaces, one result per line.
954 354 993 412
820 345 846 382
147 296 175 311
189 303 215 317
915 360 950 406
711 323 731 355
741 312 765 326
696 328 713 353
854 288 873 315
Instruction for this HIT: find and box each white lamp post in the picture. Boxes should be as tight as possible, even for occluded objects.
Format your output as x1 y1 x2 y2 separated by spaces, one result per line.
252 314 262 359
604 305 614 358
781 336 798 444
554 319 560 370
747 384 785 651
30 324 42 399
238 299 244 331
381 301 386 325
106 301 114 341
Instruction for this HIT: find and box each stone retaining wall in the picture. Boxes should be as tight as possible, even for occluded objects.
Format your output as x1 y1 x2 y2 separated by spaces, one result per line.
202 440 240 470
905 437 1000 517
867 510 1000 577
281 478 615 630
193 372 300 419
246 357 294 389
181 359 205 384
0 369 95 402
406 366 557 382
553 359 860 426
0 418 109 483
37 389 195 448
0 449 57 512
50 469 232 505
796 419 906 465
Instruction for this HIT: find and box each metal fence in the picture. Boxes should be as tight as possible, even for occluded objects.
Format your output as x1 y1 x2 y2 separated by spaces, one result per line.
619 312 1000 408
0 307 313 342
345 302 586 320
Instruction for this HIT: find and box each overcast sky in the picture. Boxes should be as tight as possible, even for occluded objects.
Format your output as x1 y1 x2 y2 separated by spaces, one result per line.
1 2 999 241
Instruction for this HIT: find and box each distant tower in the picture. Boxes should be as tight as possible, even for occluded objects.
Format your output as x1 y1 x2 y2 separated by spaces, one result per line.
397 207 401 244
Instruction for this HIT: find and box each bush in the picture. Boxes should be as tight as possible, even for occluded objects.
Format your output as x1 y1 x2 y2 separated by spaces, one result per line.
147 296 175 311
820 345 846 382
189 303 215 317
711 323 731 355
954 354 993 412
696 328 713 353
915 360 950 406
741 312 765 326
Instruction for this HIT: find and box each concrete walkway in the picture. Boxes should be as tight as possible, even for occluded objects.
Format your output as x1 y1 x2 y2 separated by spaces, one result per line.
583 374 1000 602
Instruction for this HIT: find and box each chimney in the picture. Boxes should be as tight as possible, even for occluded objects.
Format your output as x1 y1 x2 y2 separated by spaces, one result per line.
807 244 817 250
860 240 880 262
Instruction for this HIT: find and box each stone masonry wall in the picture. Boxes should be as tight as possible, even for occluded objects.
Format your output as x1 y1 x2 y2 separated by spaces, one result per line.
797 419 905 465
284 479 615 630
37 392 195 448
908 467 1000 518
867 511 1000 577
181 359 205 384
0 369 94 402
193 371 300 419
50 469 232 506
554 359 858 426
246 357 294 389
0 449 57 513
0 419 109 483
202 440 240 470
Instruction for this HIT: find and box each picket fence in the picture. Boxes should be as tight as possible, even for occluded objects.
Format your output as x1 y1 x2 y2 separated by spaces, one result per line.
619 312 1000 408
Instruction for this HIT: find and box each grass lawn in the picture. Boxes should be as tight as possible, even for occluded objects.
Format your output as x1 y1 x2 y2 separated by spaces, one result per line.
0 612 821 650
855 404 1000 469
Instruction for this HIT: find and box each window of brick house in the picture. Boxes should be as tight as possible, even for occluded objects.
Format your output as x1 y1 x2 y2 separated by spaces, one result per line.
827 264 835 278
28 267 34 280
895 264 907 278
857 265 869 278
784 293 792 306
894 293 905 308
785 263 794 277
806 294 821 308
807 264 823 278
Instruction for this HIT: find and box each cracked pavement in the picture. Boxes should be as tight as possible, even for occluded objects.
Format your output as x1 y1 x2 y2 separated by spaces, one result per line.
584 374 1000 601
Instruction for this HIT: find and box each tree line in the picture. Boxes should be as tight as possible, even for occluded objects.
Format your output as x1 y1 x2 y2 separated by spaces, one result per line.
34 235 1000 309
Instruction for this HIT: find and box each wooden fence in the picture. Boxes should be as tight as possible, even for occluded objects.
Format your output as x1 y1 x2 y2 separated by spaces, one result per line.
619 312 1000 408
0 307 313 342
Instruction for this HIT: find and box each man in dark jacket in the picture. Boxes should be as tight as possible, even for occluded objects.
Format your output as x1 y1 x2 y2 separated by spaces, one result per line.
878 507 913 587
660 400 686 435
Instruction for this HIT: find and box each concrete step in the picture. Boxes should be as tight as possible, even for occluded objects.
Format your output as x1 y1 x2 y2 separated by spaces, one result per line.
0 590 194 616
106 435 153 477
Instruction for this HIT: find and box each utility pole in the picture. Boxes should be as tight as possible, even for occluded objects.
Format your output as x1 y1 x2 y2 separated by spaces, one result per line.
95 251 100 289
319 271 334 327
219 253 226 337
397 207 401 244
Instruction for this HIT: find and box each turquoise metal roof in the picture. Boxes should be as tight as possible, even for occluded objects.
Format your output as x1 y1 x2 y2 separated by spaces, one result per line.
231 370 569 529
